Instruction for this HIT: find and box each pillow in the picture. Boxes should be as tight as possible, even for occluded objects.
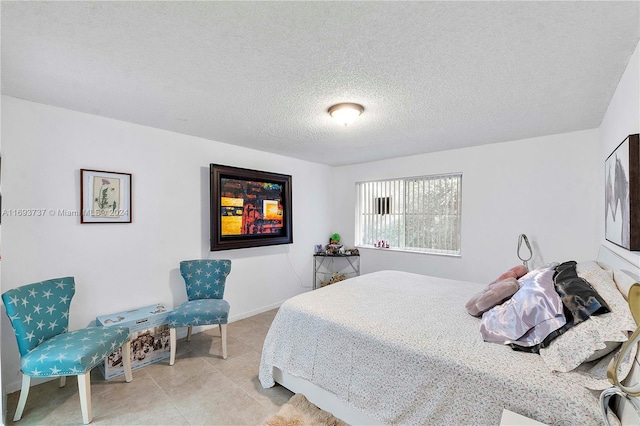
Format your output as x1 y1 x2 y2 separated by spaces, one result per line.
564 341 638 391
464 265 529 317
553 260 610 325
612 268 640 302
465 278 520 317
494 264 528 282
539 261 637 372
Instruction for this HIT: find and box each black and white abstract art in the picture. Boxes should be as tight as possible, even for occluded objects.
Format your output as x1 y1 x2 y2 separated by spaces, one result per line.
605 134 639 251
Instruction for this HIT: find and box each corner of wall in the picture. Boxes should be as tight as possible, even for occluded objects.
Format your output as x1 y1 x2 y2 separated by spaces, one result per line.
598 39 640 267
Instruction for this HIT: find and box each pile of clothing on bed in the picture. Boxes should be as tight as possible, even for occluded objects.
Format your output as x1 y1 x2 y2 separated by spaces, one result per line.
465 261 637 379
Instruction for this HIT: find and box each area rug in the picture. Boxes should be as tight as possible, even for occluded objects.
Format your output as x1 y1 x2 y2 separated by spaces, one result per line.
260 393 349 426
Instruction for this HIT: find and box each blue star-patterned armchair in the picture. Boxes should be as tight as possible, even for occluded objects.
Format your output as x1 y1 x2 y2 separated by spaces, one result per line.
168 259 231 364
2 277 132 424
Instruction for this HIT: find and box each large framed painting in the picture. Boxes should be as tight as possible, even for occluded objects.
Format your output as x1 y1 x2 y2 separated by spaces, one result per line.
210 164 293 251
605 133 639 251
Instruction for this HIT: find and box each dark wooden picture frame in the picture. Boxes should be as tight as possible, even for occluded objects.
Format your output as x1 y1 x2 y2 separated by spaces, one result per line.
80 168 132 224
605 133 639 251
210 164 293 251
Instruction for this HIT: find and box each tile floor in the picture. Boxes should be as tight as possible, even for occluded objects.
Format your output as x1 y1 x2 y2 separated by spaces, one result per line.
4 309 294 425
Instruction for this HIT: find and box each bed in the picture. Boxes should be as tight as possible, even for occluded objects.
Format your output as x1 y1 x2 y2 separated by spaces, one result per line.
259 246 640 425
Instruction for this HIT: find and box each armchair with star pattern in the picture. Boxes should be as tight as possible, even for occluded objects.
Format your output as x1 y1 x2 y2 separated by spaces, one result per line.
1 276 133 424
168 259 231 365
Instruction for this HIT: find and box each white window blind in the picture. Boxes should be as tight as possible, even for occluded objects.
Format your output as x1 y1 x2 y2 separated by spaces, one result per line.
356 173 462 256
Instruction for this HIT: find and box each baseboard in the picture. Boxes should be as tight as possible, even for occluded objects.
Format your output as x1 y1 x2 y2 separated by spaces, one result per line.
228 300 284 323
5 376 54 396
177 299 285 338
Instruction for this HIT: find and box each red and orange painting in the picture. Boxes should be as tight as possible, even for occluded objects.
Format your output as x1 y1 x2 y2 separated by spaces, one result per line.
220 178 284 236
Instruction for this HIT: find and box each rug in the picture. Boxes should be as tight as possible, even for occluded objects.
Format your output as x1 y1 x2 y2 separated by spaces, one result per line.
260 393 349 426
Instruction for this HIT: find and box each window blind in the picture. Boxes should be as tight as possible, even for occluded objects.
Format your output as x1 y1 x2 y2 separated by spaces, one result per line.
356 173 462 255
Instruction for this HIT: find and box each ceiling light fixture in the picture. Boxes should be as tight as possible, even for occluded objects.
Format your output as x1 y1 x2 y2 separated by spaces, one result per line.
328 103 364 126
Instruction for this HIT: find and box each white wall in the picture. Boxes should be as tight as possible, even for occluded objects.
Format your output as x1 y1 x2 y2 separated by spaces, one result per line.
332 129 601 283
0 96 332 393
599 39 640 426
599 41 640 268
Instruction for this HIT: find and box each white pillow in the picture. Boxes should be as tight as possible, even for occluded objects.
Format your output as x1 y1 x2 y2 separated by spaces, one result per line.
539 261 636 372
565 341 638 391
613 268 639 301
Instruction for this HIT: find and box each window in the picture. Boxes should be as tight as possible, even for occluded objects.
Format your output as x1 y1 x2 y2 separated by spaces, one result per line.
356 173 462 256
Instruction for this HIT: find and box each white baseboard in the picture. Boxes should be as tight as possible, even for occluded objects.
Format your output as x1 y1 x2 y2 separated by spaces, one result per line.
176 299 285 338
5 376 54 396
229 300 284 323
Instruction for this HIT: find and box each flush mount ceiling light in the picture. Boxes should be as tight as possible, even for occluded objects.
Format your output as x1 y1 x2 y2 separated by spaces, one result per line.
328 103 364 126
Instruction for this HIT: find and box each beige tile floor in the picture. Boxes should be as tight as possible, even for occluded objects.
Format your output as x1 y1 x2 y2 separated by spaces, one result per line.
4 309 293 425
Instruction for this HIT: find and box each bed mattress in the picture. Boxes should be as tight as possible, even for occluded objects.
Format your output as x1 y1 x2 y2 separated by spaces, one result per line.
259 270 604 425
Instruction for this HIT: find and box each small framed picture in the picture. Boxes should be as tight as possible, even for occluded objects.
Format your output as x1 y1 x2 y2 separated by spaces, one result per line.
80 169 132 223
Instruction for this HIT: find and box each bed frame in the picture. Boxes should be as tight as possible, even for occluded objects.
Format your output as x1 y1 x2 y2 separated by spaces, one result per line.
272 245 640 425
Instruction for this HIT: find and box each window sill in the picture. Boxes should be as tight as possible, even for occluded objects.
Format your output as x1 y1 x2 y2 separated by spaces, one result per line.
355 245 461 258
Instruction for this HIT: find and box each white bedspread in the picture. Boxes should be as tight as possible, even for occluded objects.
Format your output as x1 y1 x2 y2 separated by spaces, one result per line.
259 270 604 425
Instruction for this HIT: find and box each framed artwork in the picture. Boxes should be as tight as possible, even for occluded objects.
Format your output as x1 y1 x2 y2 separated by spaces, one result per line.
605 134 639 251
80 169 132 223
210 164 292 251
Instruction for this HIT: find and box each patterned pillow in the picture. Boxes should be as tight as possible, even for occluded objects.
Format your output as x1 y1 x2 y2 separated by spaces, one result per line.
539 261 636 372
568 340 638 390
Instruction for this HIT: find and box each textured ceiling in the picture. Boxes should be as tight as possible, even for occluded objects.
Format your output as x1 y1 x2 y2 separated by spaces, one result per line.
2 1 639 166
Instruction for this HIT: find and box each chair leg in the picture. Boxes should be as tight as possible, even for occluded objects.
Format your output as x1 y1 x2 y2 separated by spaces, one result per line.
59 376 67 387
13 374 31 421
187 325 192 342
169 327 177 366
77 373 92 424
220 323 227 359
122 341 133 382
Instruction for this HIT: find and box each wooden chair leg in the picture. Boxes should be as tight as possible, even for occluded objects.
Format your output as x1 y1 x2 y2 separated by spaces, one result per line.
122 341 133 382
169 328 177 366
220 323 228 359
59 376 67 387
13 374 31 421
77 373 92 424
186 325 192 342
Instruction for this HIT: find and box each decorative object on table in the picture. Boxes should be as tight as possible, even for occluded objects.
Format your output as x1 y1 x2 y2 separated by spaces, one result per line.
96 303 172 379
80 169 132 223
605 133 639 251
168 259 232 364
344 248 359 256
325 243 343 255
2 277 133 424
210 164 292 251
330 233 341 244
314 244 323 254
